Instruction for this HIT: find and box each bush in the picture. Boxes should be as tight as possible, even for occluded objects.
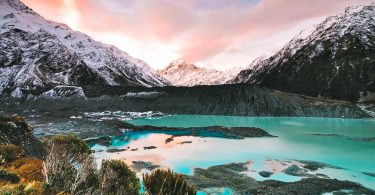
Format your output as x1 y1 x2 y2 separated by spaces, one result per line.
0 144 25 165
0 182 41 195
8 158 44 182
99 160 140 195
43 134 98 194
49 133 91 155
0 169 20 184
143 169 196 195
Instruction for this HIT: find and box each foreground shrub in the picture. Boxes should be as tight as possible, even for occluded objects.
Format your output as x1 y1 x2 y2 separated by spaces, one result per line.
8 158 44 182
43 134 99 194
143 169 196 195
99 160 140 195
0 182 40 195
0 144 25 165
0 169 20 184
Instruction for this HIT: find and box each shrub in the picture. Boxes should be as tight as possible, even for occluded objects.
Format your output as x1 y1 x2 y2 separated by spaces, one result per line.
0 182 42 195
8 158 44 182
43 134 98 194
0 144 25 165
99 160 140 195
0 169 20 184
143 169 196 195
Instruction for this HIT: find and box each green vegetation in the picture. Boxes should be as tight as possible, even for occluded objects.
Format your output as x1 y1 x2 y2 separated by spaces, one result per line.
143 169 196 195
100 160 140 195
0 168 20 184
43 134 141 194
0 183 39 195
43 133 98 194
8 158 44 182
0 144 25 165
1 134 196 194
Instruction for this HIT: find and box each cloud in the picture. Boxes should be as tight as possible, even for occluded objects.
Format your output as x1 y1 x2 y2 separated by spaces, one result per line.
22 0 373 69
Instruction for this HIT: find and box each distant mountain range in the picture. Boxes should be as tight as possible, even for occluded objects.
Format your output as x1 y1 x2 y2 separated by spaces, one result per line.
0 0 374 117
232 5 375 102
158 59 240 86
0 0 169 99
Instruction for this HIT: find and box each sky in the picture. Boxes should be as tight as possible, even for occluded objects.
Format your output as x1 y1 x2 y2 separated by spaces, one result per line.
21 0 373 70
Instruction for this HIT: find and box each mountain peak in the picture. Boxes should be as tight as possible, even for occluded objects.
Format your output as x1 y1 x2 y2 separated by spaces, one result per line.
163 58 199 72
159 60 241 87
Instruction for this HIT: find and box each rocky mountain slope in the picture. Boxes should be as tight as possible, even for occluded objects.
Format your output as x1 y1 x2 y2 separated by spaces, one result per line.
233 5 375 102
0 0 170 99
0 115 46 158
158 59 240 86
0 84 369 118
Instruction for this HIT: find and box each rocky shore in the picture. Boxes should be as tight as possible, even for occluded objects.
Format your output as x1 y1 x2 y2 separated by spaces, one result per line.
187 162 375 194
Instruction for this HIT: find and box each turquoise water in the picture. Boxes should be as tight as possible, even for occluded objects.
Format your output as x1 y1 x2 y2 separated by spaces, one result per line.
92 115 375 191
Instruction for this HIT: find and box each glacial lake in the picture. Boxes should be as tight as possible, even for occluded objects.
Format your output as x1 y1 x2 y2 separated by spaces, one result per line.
88 115 375 192
23 111 375 193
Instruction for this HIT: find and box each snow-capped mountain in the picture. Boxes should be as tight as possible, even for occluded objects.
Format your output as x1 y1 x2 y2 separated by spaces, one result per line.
158 59 241 87
0 0 170 98
233 4 375 102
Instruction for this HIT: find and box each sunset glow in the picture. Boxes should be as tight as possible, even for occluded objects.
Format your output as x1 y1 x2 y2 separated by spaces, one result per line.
21 0 372 70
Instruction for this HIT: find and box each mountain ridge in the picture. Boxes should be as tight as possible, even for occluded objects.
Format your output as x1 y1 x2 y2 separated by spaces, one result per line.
0 0 170 99
232 4 375 102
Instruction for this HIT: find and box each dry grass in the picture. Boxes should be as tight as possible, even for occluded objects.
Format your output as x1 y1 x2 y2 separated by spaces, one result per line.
8 158 44 182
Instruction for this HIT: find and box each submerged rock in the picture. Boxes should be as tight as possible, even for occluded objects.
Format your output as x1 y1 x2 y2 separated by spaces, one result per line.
259 171 273 178
298 160 342 171
363 172 375 177
179 141 192 145
131 161 160 171
283 165 308 176
84 136 111 146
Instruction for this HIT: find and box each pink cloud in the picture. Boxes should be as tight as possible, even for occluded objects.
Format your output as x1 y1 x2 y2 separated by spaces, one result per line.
21 0 374 68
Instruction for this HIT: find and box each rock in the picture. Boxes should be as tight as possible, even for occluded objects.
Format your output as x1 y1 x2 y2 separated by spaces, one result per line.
298 160 342 171
0 115 46 158
143 146 157 150
84 136 111 146
165 137 174 144
130 148 138 151
106 148 127 153
131 161 160 171
363 172 375 177
179 141 192 145
259 171 273 178
283 165 307 176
